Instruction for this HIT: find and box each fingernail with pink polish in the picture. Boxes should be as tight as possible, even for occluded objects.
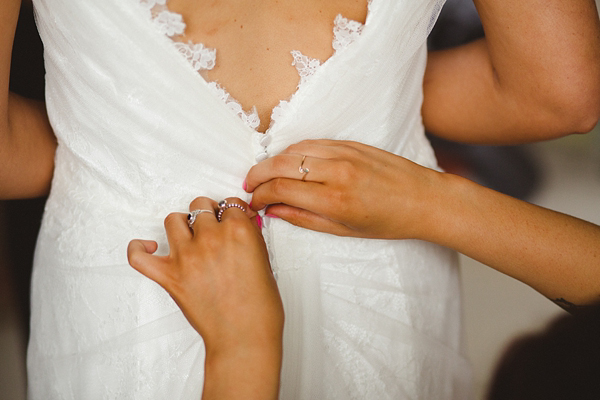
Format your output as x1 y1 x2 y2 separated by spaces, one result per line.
242 179 247 191
257 215 263 229
266 214 279 219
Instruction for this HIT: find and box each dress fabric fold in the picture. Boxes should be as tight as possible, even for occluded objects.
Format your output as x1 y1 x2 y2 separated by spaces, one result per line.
28 0 472 398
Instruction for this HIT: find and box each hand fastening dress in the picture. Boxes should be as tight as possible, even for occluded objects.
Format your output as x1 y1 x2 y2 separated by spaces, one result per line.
28 0 473 398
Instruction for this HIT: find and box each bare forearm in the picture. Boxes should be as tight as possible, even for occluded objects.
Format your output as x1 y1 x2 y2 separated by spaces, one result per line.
203 347 281 400
423 0 600 143
422 171 600 305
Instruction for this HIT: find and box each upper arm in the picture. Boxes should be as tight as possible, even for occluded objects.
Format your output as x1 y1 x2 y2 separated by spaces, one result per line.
422 0 600 144
1 0 22 118
1 0 57 199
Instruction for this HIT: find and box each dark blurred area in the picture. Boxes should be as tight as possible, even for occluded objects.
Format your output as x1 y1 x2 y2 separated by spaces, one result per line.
487 303 600 400
3 2 46 339
0 1 543 395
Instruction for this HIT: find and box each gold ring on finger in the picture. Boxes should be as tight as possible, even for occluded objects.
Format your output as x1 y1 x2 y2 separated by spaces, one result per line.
299 155 310 181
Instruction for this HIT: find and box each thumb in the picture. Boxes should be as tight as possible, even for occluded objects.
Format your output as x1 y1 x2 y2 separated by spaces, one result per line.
127 240 166 283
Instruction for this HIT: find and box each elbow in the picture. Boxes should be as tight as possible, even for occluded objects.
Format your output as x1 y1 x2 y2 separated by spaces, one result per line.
573 102 600 134
534 81 600 139
519 54 600 138
561 66 600 134
576 116 600 135
547 53 600 136
562 83 600 134
554 102 600 137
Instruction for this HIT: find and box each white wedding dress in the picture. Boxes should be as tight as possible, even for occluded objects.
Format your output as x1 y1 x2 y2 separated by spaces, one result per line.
28 0 472 398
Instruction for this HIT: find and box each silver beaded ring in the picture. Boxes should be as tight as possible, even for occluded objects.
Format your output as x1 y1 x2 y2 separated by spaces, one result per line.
216 200 246 222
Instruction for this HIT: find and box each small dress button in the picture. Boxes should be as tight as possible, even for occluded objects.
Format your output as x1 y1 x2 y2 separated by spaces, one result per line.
259 134 272 146
255 151 269 162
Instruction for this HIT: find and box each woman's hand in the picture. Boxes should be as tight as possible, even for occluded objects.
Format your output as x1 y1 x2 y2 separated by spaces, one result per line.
245 139 443 240
127 197 283 400
246 138 600 307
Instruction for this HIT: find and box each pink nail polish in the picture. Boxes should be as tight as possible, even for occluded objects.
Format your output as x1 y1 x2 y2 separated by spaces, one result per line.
266 214 279 219
242 179 247 191
249 201 253 209
257 215 263 229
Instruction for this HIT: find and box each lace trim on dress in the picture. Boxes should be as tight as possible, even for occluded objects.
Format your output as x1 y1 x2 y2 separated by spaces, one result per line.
206 82 261 131
141 0 186 36
332 15 365 52
142 1 366 131
291 51 322 88
173 42 217 71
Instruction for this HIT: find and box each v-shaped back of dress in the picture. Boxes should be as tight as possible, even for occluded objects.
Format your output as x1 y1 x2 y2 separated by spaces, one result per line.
33 0 444 184
28 0 473 398
143 1 370 133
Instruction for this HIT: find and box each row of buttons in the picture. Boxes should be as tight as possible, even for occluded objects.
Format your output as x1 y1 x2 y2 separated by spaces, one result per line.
254 131 272 163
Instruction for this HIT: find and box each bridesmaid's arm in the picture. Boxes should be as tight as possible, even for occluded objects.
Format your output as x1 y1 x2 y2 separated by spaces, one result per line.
423 0 600 144
425 170 600 310
245 140 600 309
0 0 56 199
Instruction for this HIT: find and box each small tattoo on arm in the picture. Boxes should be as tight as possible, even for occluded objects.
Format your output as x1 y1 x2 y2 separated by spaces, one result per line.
553 298 586 314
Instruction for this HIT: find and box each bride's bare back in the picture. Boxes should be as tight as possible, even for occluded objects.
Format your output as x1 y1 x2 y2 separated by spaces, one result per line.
165 0 368 132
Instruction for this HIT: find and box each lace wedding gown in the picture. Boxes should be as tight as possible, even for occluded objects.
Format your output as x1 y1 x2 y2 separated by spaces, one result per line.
28 0 472 398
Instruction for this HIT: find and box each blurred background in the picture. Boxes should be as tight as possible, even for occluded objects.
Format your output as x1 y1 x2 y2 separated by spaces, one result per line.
1 1 599 398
